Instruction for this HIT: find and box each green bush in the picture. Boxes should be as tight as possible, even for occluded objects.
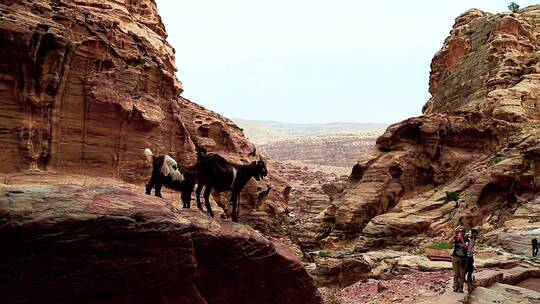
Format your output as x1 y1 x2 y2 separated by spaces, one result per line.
445 191 460 202
494 156 503 164
319 249 329 257
427 241 453 250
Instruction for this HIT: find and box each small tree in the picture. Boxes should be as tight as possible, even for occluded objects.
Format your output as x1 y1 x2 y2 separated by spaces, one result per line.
508 2 520 13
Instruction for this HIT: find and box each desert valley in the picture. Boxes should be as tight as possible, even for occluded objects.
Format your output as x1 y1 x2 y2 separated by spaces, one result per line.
0 1 539 304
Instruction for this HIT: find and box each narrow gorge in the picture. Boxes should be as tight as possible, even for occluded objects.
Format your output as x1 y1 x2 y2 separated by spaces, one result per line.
0 1 539 304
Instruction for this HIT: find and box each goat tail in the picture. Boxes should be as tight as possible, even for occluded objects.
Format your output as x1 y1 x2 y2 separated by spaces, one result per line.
144 148 153 162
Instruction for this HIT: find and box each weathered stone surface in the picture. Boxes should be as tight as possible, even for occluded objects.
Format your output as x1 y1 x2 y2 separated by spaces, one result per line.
272 161 347 251
0 0 183 176
334 271 450 304
425 248 452 262
0 183 322 304
312 254 370 287
424 7 540 122
484 226 540 255
321 113 518 241
0 0 289 224
469 283 540 304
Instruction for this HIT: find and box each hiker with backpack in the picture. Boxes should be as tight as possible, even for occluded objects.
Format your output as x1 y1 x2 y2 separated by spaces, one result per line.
450 226 468 293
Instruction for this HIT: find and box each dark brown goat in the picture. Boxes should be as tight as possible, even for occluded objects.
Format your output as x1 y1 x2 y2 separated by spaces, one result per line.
194 151 268 222
144 148 196 208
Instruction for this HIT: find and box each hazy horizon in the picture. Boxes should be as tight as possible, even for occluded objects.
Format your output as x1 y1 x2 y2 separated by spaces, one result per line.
156 0 539 124
232 117 389 126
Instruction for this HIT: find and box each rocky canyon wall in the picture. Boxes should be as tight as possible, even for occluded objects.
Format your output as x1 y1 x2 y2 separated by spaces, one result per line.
0 0 288 221
0 1 321 302
320 6 540 251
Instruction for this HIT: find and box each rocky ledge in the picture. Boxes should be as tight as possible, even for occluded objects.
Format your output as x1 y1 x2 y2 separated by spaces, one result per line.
0 183 322 304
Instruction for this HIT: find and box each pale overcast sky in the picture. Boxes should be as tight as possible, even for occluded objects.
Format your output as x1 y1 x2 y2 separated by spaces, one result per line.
156 1 538 124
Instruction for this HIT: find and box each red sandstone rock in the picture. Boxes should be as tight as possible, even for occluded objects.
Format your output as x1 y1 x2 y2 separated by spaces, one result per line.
316 6 540 252
0 0 289 224
0 183 322 304
425 249 452 262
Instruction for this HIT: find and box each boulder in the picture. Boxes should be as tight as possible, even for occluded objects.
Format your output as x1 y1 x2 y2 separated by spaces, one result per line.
0 183 322 304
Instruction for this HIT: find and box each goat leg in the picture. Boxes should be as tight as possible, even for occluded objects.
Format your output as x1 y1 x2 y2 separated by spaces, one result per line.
204 186 214 217
181 189 190 209
145 176 156 195
154 182 163 198
196 183 204 210
231 191 239 222
145 183 154 195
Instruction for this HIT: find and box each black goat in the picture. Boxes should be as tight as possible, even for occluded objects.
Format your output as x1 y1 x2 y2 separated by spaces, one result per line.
144 148 196 208
194 151 268 222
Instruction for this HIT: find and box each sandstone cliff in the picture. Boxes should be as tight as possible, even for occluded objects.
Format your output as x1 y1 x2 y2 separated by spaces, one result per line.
319 6 540 251
0 0 288 221
0 2 313 302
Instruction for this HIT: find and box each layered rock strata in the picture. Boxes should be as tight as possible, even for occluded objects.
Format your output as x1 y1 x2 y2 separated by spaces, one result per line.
0 0 288 221
319 6 540 252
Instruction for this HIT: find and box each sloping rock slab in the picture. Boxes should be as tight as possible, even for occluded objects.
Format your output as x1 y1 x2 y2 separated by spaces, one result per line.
0 184 322 304
469 283 540 304
425 248 452 262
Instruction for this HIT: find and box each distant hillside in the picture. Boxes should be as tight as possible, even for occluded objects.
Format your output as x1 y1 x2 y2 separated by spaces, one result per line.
233 118 388 145
260 132 382 168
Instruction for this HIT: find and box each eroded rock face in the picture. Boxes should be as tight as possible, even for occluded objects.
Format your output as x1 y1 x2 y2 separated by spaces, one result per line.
0 183 322 304
323 113 517 240
424 8 540 122
318 6 540 251
0 0 288 222
277 162 347 251
0 0 183 176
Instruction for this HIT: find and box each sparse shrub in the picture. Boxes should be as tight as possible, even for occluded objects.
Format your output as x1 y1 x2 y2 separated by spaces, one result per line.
445 191 460 202
319 249 329 257
475 104 481 111
427 241 453 250
508 2 520 13
494 156 503 164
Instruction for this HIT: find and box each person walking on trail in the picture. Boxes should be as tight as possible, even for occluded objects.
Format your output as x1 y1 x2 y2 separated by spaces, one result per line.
465 229 479 283
450 226 468 293
533 237 539 257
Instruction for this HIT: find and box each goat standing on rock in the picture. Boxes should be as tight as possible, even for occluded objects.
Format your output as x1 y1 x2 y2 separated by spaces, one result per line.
195 150 268 222
144 148 196 208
